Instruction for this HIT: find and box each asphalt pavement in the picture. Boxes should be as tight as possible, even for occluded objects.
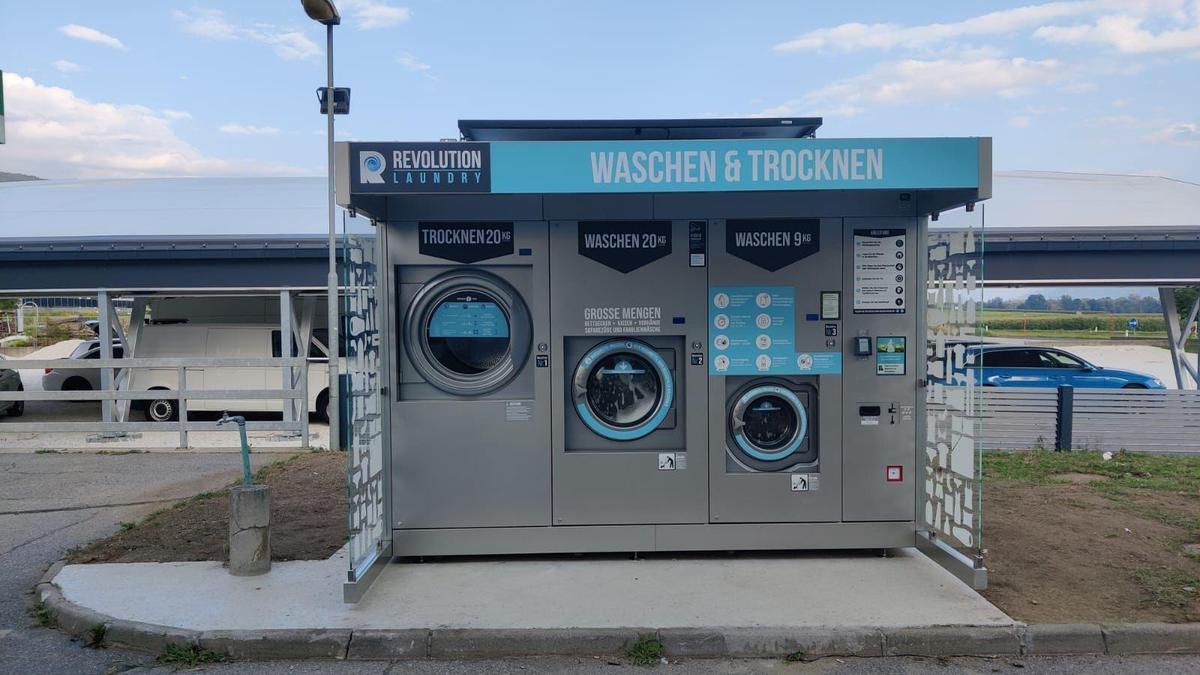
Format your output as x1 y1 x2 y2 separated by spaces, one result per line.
116 654 1200 673
0 451 277 674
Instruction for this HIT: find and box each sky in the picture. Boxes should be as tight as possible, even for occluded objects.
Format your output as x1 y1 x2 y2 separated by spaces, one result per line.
0 0 1198 181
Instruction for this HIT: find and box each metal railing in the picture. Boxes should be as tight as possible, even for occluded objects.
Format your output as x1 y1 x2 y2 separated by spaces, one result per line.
935 385 1200 454
0 356 310 448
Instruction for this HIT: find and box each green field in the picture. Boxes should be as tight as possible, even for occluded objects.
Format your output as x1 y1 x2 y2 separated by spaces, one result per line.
977 309 1197 351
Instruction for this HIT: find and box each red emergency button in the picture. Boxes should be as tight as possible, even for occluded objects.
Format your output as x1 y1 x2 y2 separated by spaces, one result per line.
886 465 904 482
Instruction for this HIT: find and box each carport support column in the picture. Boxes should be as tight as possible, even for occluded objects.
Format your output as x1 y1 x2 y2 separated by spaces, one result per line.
1160 287 1199 389
97 290 115 435
280 291 294 429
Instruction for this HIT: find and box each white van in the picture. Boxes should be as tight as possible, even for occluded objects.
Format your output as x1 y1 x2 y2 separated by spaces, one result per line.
129 322 332 423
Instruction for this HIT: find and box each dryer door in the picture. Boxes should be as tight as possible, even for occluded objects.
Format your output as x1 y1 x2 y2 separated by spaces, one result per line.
572 339 673 441
406 271 532 396
728 384 816 471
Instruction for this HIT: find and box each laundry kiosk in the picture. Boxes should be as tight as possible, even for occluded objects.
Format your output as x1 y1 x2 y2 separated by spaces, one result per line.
336 118 990 558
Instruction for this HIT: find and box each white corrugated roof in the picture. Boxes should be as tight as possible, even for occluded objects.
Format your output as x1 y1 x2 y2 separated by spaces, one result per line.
935 170 1200 229
1 171 1197 237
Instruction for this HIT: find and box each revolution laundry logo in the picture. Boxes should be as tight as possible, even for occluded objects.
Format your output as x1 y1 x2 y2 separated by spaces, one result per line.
352 142 491 193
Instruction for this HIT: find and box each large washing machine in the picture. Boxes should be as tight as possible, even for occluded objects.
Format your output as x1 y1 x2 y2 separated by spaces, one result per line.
388 220 551 530
549 220 708 525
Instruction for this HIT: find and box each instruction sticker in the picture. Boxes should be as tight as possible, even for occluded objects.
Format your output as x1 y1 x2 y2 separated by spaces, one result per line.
875 336 906 375
853 229 906 314
505 401 532 422
709 286 843 376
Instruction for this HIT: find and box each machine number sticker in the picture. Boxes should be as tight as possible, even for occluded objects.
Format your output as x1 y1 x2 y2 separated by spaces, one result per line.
853 229 906 314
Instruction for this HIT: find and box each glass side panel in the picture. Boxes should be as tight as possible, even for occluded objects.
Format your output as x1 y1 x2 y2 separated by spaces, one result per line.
341 225 389 583
924 212 985 560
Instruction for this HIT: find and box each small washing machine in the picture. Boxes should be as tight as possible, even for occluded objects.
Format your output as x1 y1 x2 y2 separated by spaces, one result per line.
388 220 551 530
706 218 845 525
549 219 708 526
725 377 817 474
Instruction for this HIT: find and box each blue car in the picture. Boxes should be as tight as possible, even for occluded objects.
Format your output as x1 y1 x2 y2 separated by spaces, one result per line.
959 345 1165 389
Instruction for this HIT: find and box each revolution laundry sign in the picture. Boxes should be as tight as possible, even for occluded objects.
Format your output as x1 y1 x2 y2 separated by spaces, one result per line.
347 137 985 194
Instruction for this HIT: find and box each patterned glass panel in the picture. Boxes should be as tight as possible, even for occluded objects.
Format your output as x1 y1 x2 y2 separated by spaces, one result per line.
925 221 983 556
342 231 388 580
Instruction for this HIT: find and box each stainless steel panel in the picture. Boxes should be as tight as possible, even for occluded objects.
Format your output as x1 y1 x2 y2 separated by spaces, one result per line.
842 218 918 522
388 221 552 530
550 220 709 526
707 218 844 524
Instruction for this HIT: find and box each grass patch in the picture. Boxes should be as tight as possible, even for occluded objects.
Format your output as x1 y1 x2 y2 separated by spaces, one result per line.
984 449 1200 494
83 622 107 649
1132 567 1200 610
784 649 806 662
118 521 137 532
30 603 58 629
96 449 146 456
158 642 228 668
34 449 61 454
627 635 665 666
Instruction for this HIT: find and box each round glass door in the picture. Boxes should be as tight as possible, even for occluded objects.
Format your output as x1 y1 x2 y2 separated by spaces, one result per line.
730 385 808 465
405 271 531 396
425 291 510 375
574 340 672 441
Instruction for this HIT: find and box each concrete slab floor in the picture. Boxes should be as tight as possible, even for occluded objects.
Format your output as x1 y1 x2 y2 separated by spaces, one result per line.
54 547 1012 632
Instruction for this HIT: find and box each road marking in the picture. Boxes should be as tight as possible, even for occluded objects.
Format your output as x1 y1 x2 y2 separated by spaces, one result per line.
0 629 12 640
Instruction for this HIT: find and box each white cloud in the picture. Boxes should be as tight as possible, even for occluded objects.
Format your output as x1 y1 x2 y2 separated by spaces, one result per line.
773 1 1193 52
1035 7 1200 53
172 8 320 61
1086 114 1139 127
342 0 412 30
0 72 305 178
397 52 435 78
1146 121 1200 146
161 109 192 121
1009 115 1033 128
53 60 81 73
760 57 1068 117
59 24 127 50
219 123 281 136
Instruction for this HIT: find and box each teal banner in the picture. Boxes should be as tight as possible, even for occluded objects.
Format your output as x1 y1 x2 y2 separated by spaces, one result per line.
491 138 980 194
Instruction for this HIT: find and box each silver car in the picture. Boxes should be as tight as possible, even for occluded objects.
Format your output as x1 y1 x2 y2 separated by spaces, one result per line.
0 354 24 417
41 340 124 392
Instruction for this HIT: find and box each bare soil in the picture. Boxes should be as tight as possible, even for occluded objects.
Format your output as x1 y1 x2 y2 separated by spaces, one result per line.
68 451 346 564
983 480 1200 623
69 448 1200 625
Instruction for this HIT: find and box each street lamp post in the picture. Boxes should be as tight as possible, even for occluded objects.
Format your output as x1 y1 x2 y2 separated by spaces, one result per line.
302 0 342 450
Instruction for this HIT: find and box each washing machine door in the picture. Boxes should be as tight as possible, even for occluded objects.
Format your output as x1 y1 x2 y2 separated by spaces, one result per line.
728 384 813 471
573 339 673 441
406 271 531 396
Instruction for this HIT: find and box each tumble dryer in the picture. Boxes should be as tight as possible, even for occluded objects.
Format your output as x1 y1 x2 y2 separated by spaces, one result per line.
388 220 551 530
549 220 708 525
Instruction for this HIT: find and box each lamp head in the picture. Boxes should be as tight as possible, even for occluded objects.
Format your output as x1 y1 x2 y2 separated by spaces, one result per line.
301 0 340 25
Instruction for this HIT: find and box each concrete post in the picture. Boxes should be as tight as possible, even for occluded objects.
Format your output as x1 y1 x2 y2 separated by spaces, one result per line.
229 485 271 576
